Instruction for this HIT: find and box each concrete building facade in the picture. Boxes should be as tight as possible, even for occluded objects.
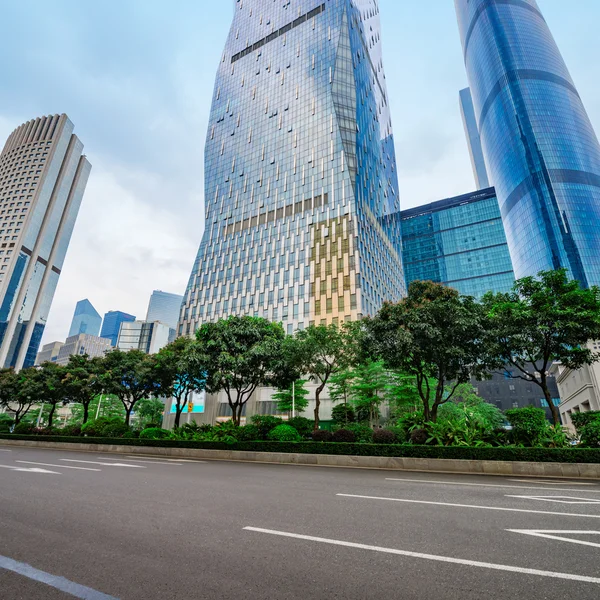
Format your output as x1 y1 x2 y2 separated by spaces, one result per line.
117 321 173 355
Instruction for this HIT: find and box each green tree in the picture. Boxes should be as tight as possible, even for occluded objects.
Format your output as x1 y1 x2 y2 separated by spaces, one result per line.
196 316 292 426
294 323 354 430
349 360 388 426
331 403 355 426
484 269 600 425
101 349 159 426
22 362 67 428
62 355 104 424
136 398 165 428
505 406 549 446
0 368 32 426
366 281 491 422
273 379 309 417
385 372 426 420
328 368 354 406
154 337 206 428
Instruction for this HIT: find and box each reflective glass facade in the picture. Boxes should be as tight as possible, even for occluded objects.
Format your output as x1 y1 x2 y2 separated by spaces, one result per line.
459 87 490 190
146 290 183 330
100 310 136 347
455 0 600 287
0 115 91 369
400 188 515 299
180 0 404 336
68 298 102 338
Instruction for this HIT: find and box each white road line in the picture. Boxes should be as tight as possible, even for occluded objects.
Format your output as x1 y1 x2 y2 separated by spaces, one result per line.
509 479 597 486
0 449 12 452
16 461 102 472
337 493 600 519
385 477 600 493
60 459 145 469
508 530 600 549
96 457 183 466
124 456 205 463
0 464 60 474
505 495 600 505
0 554 118 600
244 527 600 585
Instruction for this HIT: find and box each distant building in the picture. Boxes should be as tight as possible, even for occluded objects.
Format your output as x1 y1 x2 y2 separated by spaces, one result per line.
117 321 173 355
400 188 515 299
459 88 490 190
0 114 91 369
56 334 111 366
36 341 65 365
146 290 183 330
68 299 102 338
100 311 136 347
550 342 600 432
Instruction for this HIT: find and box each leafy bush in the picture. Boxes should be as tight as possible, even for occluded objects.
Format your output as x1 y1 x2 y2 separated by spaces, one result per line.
312 430 333 442
571 411 600 434
373 429 397 444
580 421 600 448
506 406 549 446
344 423 373 443
268 424 302 442
250 415 284 439
236 424 261 442
13 422 34 435
394 411 425 439
140 427 171 440
410 428 429 445
81 417 129 438
332 429 356 443
60 424 82 437
287 417 314 439
331 404 355 426
384 426 407 444
0 415 13 433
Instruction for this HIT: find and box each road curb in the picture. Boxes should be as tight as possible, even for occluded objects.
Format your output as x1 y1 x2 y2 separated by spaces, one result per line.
1 438 599 479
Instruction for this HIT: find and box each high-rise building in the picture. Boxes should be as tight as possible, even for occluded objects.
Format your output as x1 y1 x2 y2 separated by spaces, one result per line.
459 88 490 190
100 311 136 347
179 1 404 337
146 290 183 330
36 341 64 365
55 333 111 365
455 0 600 287
117 321 173 355
400 188 515 299
68 298 102 338
0 114 91 369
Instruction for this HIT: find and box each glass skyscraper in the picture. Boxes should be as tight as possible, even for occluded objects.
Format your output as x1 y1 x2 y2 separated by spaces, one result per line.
459 87 490 190
179 1 404 336
455 0 600 287
400 188 515 299
0 114 91 369
146 290 183 330
100 310 136 347
68 298 102 338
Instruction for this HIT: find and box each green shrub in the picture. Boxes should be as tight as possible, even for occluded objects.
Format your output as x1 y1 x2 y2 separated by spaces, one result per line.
287 417 314 439
373 429 397 444
13 422 34 435
410 428 428 445
250 415 284 439
0 415 13 433
332 429 356 443
312 430 333 442
60 424 82 437
267 424 301 442
580 421 600 448
385 426 407 444
345 423 373 443
506 406 549 446
236 424 261 441
140 427 170 440
331 404 355 426
571 411 600 434
81 417 122 437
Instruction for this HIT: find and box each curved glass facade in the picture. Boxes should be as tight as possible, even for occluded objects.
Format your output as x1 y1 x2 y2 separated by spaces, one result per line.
180 1 404 336
455 0 600 286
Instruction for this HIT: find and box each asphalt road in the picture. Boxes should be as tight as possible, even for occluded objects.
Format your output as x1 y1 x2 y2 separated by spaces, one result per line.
1 445 600 600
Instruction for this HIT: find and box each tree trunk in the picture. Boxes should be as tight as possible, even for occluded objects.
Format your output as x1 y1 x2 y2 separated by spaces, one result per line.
313 383 326 431
175 405 183 428
232 403 242 427
82 402 90 425
125 406 133 426
541 378 561 426
47 403 57 429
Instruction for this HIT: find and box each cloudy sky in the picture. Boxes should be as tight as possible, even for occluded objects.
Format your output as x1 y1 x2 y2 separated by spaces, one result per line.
0 0 598 343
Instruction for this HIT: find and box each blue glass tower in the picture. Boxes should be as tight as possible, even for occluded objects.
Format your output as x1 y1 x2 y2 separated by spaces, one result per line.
400 188 515 299
455 0 600 287
179 1 404 336
100 310 136 347
68 299 102 338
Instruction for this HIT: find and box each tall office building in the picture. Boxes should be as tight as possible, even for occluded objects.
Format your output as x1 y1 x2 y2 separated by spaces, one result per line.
68 298 102 338
117 321 173 355
400 188 515 299
0 115 91 369
455 0 600 287
100 310 136 347
146 290 183 330
179 1 404 336
459 88 490 190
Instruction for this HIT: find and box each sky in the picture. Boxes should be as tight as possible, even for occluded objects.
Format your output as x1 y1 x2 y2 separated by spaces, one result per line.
0 0 598 344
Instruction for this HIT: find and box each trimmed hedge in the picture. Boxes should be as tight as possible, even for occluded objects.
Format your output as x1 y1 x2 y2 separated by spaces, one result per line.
2 434 600 463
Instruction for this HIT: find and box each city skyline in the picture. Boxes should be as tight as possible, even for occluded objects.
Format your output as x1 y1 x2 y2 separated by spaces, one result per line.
0 1 598 341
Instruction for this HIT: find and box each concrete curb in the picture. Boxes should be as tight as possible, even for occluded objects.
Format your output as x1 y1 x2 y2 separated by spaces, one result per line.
2 438 600 479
